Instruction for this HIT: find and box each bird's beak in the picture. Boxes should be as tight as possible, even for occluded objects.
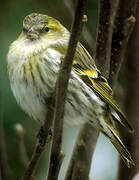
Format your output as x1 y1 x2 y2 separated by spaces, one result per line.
27 28 39 40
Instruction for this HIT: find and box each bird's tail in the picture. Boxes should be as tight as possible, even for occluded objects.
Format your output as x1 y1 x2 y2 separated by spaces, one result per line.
104 111 134 168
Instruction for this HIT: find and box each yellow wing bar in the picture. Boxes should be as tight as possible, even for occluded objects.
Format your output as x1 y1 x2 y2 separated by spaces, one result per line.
73 66 133 132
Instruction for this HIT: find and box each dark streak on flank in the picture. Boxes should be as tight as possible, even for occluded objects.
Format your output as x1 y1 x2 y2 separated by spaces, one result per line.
29 62 36 87
23 65 28 86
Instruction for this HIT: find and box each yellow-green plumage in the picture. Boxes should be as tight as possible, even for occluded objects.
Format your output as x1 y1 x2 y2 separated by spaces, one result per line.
74 67 133 131
7 13 134 167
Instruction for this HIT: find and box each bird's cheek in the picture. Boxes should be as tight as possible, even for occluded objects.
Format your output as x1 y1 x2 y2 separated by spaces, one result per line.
27 32 40 40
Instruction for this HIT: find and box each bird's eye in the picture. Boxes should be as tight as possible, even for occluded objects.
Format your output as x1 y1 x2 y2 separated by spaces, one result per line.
44 26 49 32
40 26 50 33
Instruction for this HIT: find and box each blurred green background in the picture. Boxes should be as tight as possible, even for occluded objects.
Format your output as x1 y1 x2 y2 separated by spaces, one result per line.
0 0 120 179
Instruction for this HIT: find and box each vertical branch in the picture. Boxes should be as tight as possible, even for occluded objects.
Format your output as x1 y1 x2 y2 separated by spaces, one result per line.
65 123 98 180
47 1 88 179
95 0 119 78
108 0 137 88
65 1 119 179
0 96 11 180
118 4 139 179
22 97 54 180
105 0 138 179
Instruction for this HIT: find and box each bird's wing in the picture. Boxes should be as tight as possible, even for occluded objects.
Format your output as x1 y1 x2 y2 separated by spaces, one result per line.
73 44 133 132
105 111 134 167
73 64 133 132
52 41 133 131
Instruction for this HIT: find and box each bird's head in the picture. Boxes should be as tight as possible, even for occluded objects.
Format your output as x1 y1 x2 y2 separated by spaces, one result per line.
20 13 68 42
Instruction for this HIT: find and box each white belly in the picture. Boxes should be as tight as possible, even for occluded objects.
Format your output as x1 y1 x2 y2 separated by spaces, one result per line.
8 45 105 127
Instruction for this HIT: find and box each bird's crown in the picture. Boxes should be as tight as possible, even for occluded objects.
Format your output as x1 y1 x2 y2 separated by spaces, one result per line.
23 13 64 33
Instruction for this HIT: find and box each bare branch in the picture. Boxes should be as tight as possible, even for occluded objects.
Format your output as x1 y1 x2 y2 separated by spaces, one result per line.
22 97 54 180
118 3 139 179
95 0 119 78
47 0 88 179
65 1 120 179
65 123 98 180
108 0 137 88
0 96 11 180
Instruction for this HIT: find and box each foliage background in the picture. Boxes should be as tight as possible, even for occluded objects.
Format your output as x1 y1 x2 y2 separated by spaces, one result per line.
0 0 136 179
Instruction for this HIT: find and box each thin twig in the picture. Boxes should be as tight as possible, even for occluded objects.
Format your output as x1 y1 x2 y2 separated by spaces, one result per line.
64 0 96 53
95 0 119 78
47 1 88 179
22 97 54 180
108 0 137 88
65 123 98 180
0 96 11 180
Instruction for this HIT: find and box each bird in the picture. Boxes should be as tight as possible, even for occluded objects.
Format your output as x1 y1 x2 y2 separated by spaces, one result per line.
7 13 134 167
